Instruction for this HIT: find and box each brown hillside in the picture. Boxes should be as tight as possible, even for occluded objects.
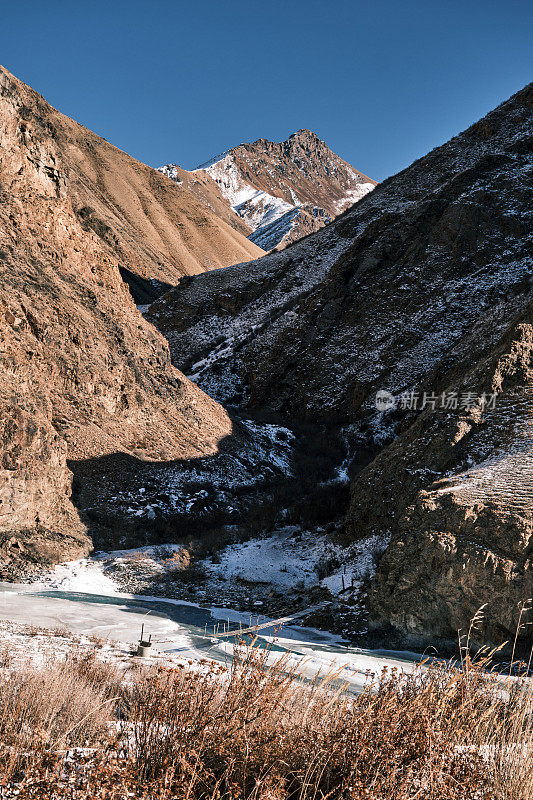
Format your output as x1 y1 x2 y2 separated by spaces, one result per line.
0 64 235 572
0 65 263 288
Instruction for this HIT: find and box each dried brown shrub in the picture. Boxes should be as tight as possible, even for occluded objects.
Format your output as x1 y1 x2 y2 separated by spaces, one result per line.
0 638 531 799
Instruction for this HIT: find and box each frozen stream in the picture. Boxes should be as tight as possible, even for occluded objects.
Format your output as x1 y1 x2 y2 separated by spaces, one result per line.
0 568 424 695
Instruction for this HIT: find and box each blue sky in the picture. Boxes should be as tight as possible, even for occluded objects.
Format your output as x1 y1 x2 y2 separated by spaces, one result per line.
1 1 531 181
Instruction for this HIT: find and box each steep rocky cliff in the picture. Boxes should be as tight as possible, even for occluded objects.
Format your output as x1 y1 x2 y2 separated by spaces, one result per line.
0 65 249 573
152 85 533 648
159 130 376 250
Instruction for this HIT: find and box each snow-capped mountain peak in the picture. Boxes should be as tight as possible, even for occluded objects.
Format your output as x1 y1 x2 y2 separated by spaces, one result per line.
158 131 376 250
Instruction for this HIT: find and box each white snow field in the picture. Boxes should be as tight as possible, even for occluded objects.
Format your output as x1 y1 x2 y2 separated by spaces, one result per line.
202 527 387 596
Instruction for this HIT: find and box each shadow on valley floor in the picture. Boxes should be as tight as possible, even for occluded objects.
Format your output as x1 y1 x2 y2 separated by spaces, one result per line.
67 412 361 560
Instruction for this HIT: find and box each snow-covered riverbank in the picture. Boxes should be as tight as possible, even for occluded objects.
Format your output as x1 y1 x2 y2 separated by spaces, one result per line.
0 555 424 694
29 530 386 640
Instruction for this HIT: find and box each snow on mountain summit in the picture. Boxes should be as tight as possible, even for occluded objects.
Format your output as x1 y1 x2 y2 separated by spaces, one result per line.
158 131 376 250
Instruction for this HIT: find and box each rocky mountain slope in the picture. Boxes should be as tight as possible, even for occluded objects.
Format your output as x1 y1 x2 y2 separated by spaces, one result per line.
0 65 276 575
1 66 263 291
150 84 533 649
159 130 376 250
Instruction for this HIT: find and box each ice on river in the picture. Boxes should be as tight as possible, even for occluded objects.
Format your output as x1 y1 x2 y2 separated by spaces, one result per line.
0 555 424 693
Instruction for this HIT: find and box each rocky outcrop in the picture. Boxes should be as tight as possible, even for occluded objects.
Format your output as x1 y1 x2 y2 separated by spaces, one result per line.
152 84 533 648
159 130 376 250
0 399 88 576
360 311 533 648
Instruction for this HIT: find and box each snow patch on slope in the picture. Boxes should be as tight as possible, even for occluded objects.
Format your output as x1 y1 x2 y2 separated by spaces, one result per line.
334 183 375 212
196 154 260 208
157 164 182 184
202 528 388 597
40 560 119 594
233 190 294 231
248 207 301 250
189 153 301 247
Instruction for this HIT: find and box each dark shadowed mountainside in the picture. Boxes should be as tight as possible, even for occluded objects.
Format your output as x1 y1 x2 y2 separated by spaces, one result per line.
151 84 533 648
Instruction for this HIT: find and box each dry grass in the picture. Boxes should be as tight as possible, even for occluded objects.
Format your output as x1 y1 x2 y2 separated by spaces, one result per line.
0 639 530 799
2 652 122 734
